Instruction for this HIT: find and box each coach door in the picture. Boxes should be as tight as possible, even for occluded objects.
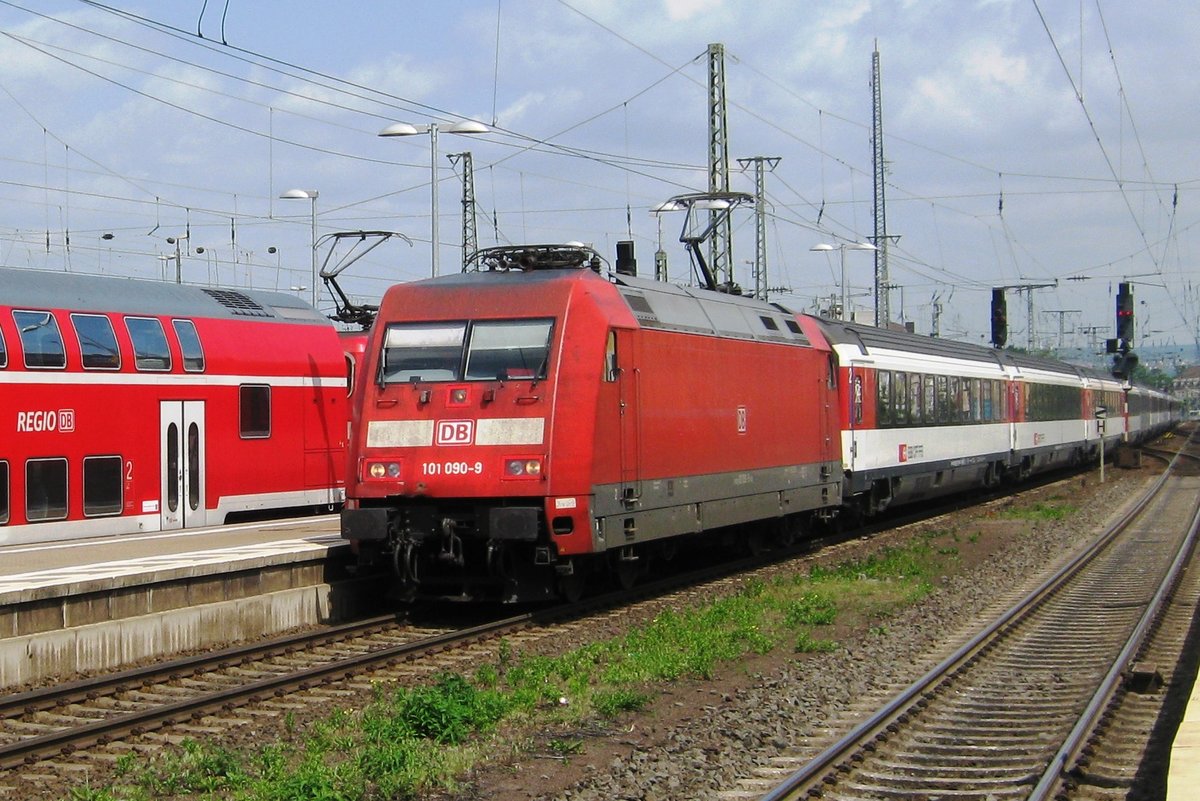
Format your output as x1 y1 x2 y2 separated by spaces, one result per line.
159 401 206 530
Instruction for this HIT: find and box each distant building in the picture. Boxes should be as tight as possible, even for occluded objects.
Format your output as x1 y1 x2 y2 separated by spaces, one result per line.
1173 366 1200 415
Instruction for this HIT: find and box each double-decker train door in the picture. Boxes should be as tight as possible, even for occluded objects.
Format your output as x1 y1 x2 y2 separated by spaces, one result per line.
159 400 206 530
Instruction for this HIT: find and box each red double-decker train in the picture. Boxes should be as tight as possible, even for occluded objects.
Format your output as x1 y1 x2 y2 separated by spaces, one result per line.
1 266 357 546
340 244 1180 602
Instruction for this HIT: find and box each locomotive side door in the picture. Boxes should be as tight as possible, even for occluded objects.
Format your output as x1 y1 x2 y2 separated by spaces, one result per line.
615 330 641 504
159 400 207 530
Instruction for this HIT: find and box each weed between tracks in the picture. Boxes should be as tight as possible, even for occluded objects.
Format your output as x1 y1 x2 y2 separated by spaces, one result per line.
71 532 955 801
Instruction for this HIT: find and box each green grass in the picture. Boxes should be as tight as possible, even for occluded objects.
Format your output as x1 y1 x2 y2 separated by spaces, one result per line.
998 501 1077 521
80 531 961 800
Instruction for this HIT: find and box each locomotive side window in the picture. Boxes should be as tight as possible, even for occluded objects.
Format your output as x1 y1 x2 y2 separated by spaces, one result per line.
83 455 122 517
0 328 6 368
240 384 271 438
172 319 205 372
14 310 66 369
26 458 68 522
381 322 466 383
0 461 8 524
125 317 172 371
604 330 618 382
71 313 121 370
465 319 553 381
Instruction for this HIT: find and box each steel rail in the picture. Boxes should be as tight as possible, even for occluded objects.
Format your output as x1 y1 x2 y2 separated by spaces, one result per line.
759 453 1177 801
0 612 534 770
1028 438 1200 799
0 612 405 721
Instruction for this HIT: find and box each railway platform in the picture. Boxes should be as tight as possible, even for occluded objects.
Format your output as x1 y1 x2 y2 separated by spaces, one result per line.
1168 651 1200 799
0 516 372 690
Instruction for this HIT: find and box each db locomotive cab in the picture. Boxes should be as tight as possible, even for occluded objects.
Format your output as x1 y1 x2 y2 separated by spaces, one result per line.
341 246 615 602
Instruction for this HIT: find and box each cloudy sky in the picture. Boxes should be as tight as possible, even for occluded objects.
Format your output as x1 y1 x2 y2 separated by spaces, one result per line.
0 0 1196 361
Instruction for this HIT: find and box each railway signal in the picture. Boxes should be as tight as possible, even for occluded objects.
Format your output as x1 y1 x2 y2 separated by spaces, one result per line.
990 288 1007 348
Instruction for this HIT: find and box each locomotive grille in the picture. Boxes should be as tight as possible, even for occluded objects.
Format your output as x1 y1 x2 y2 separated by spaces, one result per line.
201 288 273 317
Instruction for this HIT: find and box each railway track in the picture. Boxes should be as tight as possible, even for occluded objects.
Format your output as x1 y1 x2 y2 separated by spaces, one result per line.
748 434 1200 801
0 447 1179 794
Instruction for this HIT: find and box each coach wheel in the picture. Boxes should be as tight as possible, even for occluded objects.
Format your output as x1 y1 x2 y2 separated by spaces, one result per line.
746 529 770 556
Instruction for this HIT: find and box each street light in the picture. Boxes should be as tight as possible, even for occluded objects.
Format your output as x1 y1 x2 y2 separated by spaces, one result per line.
279 189 319 307
810 242 877 322
378 120 488 277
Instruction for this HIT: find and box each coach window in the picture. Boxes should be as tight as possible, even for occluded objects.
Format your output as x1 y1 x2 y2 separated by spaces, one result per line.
923 375 936 425
876 371 892 426
125 317 171 371
893 371 909 425
71 313 121 370
935 375 950 424
240 384 271 438
908 373 924 424
14 310 66 369
997 381 1009 420
0 461 8 524
83 456 122 517
172 319 205 372
26 458 68 522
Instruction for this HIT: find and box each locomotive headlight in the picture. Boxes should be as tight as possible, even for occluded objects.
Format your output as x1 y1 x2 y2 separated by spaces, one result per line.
365 461 401 480
503 457 543 478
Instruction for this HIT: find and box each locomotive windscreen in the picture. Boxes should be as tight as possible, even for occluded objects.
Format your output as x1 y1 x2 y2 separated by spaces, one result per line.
381 318 554 384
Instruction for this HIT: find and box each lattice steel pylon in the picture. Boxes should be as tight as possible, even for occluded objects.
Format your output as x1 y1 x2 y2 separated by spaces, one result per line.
737 156 780 300
447 152 478 271
707 43 733 285
871 44 892 328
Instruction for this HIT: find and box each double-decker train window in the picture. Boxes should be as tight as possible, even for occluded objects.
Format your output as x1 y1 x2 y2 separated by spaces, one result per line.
0 461 8 524
465 319 553 381
83 456 122 517
381 322 466 383
125 317 172 371
172 319 205 372
26 458 67 522
14 310 66 369
71 313 121 370
240 384 271 438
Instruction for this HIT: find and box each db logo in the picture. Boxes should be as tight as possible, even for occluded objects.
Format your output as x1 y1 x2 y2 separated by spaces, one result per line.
436 420 474 446
898 444 908 462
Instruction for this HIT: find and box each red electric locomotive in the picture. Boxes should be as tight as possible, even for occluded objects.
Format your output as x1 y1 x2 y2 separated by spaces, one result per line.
0 266 352 546
340 245 842 602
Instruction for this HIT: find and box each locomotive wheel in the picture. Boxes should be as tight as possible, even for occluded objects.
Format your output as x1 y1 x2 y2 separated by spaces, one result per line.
614 557 639 590
558 573 586 603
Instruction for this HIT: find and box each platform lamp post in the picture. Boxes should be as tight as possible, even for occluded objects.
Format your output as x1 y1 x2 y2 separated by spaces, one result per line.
377 120 489 277
279 189 319 307
810 241 877 322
